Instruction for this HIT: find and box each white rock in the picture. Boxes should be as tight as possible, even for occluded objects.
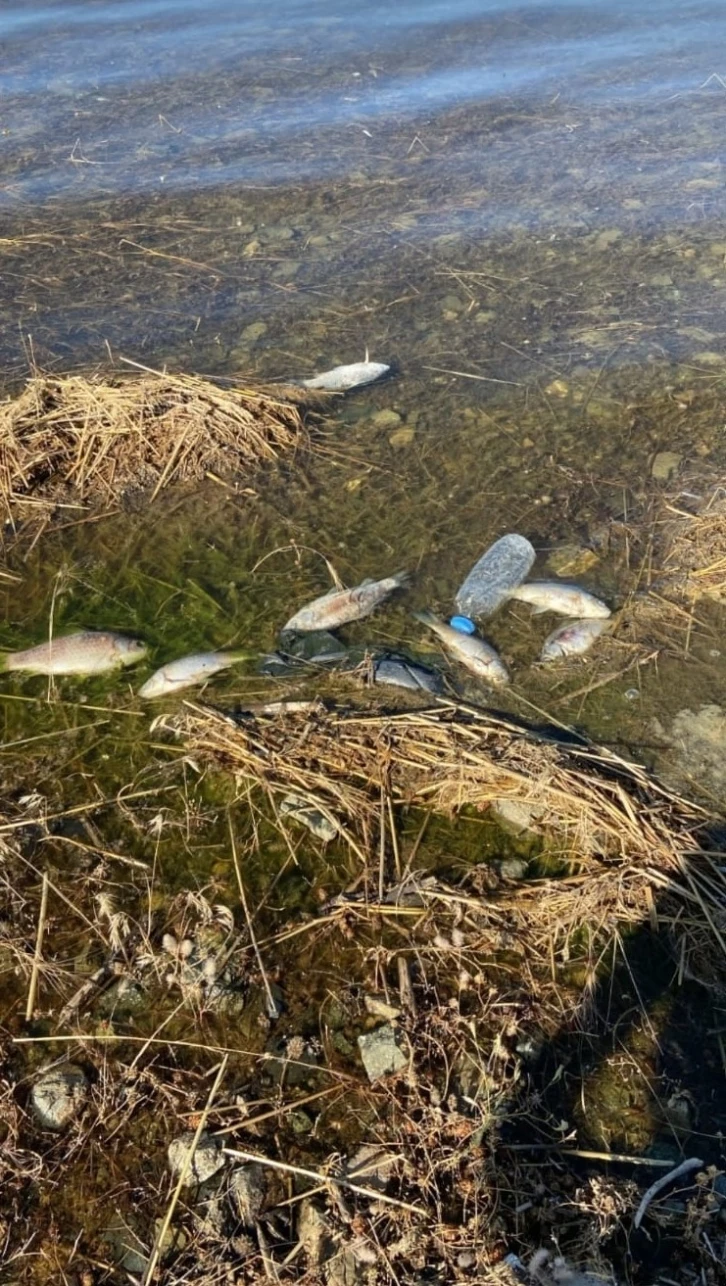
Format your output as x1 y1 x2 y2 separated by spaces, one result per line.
168 1130 225 1186
31 1064 88 1130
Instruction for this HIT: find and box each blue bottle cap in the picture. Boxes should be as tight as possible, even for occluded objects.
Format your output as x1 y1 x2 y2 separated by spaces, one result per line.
449 614 476 635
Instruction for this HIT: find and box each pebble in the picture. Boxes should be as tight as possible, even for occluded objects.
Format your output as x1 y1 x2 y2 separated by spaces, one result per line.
388 426 415 448
31 1064 89 1130
370 409 402 431
651 450 681 481
357 1023 408 1082
168 1130 225 1186
594 228 622 251
229 1163 265 1225
240 322 267 343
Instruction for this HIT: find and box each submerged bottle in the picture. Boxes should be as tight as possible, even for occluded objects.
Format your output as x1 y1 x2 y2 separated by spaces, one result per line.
454 533 536 620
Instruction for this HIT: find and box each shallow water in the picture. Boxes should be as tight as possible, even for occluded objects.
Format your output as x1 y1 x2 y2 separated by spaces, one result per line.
4 7 726 1276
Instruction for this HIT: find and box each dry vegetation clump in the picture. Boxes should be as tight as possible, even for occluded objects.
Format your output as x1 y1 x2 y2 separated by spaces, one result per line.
165 699 724 974
0 369 325 529
656 482 726 602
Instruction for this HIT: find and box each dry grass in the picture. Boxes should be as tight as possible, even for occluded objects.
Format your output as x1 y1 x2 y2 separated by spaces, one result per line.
658 483 726 602
165 698 716 949
0 368 324 528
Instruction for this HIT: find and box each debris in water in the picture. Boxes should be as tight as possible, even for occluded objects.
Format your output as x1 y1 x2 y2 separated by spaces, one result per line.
138 649 250 698
540 617 609 661
4 630 147 676
372 654 444 693
455 533 536 619
300 361 390 391
508 581 611 618
282 571 409 632
414 609 510 686
280 793 339 840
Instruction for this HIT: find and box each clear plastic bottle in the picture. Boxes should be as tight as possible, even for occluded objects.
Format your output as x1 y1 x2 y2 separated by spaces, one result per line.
454 533 535 620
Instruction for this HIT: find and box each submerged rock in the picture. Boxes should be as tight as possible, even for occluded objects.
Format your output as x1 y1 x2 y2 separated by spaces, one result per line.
667 704 726 802
31 1064 89 1130
168 1130 225 1186
357 1023 408 1082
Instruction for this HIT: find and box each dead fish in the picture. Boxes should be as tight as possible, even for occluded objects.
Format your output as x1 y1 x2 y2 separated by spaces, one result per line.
138 650 251 699
373 655 444 694
414 610 510 686
300 361 390 391
455 533 536 619
3 630 147 676
282 571 409 633
508 582 611 619
540 617 608 662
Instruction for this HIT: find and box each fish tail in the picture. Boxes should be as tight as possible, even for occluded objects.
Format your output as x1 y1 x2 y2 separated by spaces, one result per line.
225 650 254 664
0 652 8 672
392 570 412 589
412 609 438 627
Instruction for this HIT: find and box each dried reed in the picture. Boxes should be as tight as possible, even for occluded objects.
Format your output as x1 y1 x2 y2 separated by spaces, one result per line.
0 369 323 526
658 483 726 601
166 699 722 966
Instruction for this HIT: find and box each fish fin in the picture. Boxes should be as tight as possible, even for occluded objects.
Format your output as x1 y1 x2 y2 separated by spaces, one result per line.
529 605 547 616
224 650 254 663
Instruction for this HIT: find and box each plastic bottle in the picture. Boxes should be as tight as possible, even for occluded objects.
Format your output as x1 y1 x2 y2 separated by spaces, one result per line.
454 533 536 620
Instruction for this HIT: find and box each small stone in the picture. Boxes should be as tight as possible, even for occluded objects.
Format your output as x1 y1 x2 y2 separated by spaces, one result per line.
288 1109 314 1135
594 228 622 251
650 273 673 286
388 426 415 449
240 321 267 343
651 451 681 481
298 1198 335 1267
370 409 403 431
496 858 529 881
168 1131 225 1186
229 1163 265 1225
693 350 726 365
31 1064 88 1130
357 1023 408 1082
490 798 543 837
441 293 466 313
474 310 496 324
546 544 599 576
242 239 261 257
545 378 569 398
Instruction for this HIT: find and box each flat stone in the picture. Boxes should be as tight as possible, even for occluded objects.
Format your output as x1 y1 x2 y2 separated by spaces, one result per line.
651 450 681 481
31 1064 88 1130
357 1023 408 1082
229 1163 265 1225
168 1130 225 1186
388 426 415 448
490 798 543 837
240 322 267 343
594 228 622 251
546 544 599 576
370 409 403 431
668 704 726 802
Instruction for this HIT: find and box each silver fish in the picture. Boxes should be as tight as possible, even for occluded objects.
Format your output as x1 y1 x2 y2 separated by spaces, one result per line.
373 655 444 694
414 610 510 686
540 617 608 662
3 630 146 676
508 582 611 619
300 361 390 391
138 650 250 698
282 572 409 633
455 533 536 619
